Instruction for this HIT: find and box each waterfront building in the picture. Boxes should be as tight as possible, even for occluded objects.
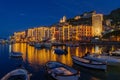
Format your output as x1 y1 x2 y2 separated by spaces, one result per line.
13 31 26 42
49 26 58 42
26 27 50 42
27 28 35 42
74 16 81 20
34 27 49 42
77 25 93 41
92 14 103 37
12 12 103 43
59 25 72 41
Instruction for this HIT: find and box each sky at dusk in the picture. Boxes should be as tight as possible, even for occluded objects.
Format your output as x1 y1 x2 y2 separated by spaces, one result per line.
0 0 120 38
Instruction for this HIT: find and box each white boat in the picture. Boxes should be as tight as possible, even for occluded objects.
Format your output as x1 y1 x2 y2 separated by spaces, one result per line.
84 54 120 65
9 52 22 58
111 49 120 56
45 61 80 80
1 68 31 80
72 56 107 71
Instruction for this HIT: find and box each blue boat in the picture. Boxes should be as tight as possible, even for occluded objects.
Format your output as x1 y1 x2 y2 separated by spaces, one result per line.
53 48 68 55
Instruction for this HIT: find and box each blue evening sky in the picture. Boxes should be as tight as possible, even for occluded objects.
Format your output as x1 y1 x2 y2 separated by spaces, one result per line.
0 0 120 38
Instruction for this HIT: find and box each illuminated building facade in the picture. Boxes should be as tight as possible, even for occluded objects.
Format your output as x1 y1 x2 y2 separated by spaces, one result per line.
49 26 57 41
35 27 50 42
58 25 92 41
92 14 103 37
26 27 50 42
13 31 26 42
77 25 93 41
59 25 71 41
12 12 103 42
27 28 35 42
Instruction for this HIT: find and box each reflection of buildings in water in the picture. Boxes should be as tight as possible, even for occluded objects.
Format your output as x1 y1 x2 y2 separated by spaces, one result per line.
59 48 72 66
71 45 103 56
95 45 99 53
21 43 27 61
75 47 79 56
12 43 27 61
12 43 105 67
12 43 21 52
94 45 102 54
30 45 71 65
27 45 35 64
0 45 7 56
111 45 115 51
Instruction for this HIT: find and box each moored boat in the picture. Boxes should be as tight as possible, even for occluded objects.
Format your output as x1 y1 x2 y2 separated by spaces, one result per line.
34 43 43 48
45 61 80 80
84 54 120 65
111 49 120 56
1 68 31 80
44 43 52 48
53 48 68 55
72 56 107 71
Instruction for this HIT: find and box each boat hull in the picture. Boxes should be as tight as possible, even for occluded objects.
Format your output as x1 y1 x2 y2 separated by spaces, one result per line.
51 73 79 80
84 55 120 66
54 49 68 55
1 69 30 80
72 56 107 71
45 61 80 80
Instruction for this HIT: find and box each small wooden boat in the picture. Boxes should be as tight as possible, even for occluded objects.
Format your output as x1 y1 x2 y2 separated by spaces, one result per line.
45 61 80 80
9 52 22 58
72 56 107 71
1 68 31 80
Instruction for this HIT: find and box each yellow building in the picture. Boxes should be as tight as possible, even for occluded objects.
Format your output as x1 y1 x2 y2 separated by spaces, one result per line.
27 27 50 42
59 25 72 41
77 25 92 41
12 13 103 42
50 26 59 41
27 28 35 42
13 31 26 42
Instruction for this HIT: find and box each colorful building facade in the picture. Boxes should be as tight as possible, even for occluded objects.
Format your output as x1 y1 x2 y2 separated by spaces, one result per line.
12 13 103 42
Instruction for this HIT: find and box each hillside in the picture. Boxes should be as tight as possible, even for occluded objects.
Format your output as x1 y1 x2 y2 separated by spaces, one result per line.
104 8 120 26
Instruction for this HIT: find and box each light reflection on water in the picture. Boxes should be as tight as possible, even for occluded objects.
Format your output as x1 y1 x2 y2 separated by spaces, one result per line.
11 43 109 66
11 43 73 66
0 43 120 80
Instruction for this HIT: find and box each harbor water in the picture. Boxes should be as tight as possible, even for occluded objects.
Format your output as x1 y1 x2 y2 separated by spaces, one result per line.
0 43 120 80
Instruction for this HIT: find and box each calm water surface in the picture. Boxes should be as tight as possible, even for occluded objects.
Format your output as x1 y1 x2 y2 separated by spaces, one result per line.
0 43 120 80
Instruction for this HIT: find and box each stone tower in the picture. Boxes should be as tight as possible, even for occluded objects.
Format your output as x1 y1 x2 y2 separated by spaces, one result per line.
60 16 67 23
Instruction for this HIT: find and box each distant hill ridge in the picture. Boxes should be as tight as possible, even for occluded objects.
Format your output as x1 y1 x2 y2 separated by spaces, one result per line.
104 8 120 26
58 8 120 27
